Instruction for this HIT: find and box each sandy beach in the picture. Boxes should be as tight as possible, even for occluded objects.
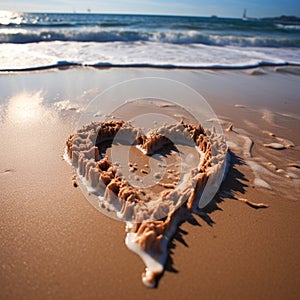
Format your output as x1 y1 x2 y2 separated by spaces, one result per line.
0 66 300 299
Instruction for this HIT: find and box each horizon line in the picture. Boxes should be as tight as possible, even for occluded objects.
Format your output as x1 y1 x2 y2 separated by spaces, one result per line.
1 9 299 19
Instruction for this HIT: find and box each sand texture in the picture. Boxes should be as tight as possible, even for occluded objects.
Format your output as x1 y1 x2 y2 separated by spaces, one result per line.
0 67 299 299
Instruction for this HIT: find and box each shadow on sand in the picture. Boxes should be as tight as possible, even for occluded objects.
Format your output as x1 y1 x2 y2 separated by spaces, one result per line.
157 151 256 287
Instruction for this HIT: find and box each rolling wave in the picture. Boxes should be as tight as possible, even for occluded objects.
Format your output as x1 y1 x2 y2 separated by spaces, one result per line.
1 28 300 48
276 24 300 31
0 12 299 70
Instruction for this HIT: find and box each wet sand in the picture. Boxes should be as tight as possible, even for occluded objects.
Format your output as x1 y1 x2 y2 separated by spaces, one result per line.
0 67 299 299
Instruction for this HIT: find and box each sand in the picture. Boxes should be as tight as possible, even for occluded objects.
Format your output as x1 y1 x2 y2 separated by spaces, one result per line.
0 66 299 299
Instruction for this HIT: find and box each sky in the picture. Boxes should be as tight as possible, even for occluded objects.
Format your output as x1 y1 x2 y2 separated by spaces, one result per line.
1 0 300 18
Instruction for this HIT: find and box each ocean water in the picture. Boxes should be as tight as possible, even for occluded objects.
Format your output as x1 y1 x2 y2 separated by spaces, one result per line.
0 11 300 70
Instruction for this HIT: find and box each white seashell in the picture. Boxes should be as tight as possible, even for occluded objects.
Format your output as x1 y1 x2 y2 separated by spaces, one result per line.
263 143 286 150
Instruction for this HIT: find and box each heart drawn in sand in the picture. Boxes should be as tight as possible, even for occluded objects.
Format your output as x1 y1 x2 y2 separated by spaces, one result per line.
64 81 227 287
66 115 227 223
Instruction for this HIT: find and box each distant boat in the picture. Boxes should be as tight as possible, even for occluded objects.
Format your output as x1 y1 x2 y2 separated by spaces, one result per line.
243 9 248 20
242 9 257 21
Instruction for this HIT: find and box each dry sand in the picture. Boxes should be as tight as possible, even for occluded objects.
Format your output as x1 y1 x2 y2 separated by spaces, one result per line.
0 67 299 299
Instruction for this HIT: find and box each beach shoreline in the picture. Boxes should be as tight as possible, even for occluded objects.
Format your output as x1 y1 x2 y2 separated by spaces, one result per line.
0 66 299 299
1 61 300 73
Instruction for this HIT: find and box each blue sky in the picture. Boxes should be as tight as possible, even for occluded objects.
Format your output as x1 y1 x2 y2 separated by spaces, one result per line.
1 0 299 17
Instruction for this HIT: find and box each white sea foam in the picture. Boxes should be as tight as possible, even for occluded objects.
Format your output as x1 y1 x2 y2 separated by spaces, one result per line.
276 24 300 30
0 40 299 71
1 12 299 71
